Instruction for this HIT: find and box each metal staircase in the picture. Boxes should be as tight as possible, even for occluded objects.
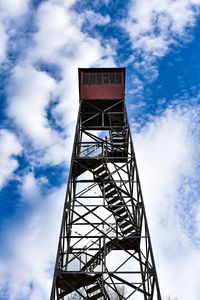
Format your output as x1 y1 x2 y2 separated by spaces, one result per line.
86 284 104 300
86 279 110 300
92 163 138 237
70 152 141 299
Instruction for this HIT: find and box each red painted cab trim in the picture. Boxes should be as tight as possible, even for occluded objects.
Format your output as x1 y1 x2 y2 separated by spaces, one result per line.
78 68 125 101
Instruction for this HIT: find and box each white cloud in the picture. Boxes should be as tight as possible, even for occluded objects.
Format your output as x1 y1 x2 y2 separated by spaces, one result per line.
7 64 72 166
0 0 29 19
0 0 29 63
3 1 200 300
30 1 114 65
7 64 57 147
21 172 48 204
6 72 74 167
133 102 200 299
123 0 200 80
0 173 66 300
128 76 144 96
82 10 110 26
6 0 115 167
0 129 22 190
0 22 8 63
2 101 200 300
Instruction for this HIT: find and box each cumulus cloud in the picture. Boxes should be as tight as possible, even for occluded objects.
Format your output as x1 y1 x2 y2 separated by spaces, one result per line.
0 3 117 297
30 1 114 65
133 102 200 299
123 0 200 80
7 64 71 165
0 172 66 300
6 0 115 167
0 0 29 18
1 4 116 298
0 129 22 190
2 1 200 300
7 64 57 147
1 100 199 300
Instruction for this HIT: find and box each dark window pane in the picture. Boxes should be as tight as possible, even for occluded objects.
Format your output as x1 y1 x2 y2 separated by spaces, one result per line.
97 71 102 84
83 71 89 84
90 72 96 84
103 72 109 84
116 71 121 84
110 71 115 83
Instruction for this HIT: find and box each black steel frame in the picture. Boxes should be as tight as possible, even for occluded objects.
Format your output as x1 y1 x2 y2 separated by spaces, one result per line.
50 99 161 300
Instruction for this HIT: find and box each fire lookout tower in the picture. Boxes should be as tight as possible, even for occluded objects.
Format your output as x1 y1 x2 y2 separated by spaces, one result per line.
51 68 161 299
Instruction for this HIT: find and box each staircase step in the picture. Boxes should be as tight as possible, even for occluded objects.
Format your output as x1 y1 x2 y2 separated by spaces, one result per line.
117 214 129 222
108 205 119 211
105 190 117 198
113 133 125 138
104 184 114 192
107 196 120 204
112 138 124 143
87 285 100 294
116 207 126 215
100 172 109 179
93 166 105 175
89 292 104 300
123 225 135 235
119 221 130 228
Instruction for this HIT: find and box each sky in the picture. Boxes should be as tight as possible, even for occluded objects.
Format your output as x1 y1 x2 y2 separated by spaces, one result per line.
0 0 200 299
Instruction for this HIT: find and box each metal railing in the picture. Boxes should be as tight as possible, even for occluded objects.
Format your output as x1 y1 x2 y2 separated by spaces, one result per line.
79 143 103 158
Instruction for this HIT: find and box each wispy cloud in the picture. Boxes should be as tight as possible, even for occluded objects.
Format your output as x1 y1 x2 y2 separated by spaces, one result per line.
4 0 115 170
0 0 29 63
81 10 110 27
0 129 22 190
122 0 200 81
0 175 66 300
0 1 200 300
134 100 200 299
0 2 116 297
0 22 8 63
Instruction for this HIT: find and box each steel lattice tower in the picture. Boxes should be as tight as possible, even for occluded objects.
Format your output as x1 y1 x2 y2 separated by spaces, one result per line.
51 68 161 300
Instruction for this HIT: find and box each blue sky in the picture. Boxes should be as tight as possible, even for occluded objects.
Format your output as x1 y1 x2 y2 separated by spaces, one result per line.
0 0 200 299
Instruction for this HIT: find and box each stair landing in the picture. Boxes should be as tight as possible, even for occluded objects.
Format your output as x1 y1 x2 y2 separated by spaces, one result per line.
57 273 101 296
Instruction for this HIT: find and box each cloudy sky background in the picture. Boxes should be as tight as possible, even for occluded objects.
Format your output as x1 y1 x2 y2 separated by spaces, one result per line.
0 0 200 299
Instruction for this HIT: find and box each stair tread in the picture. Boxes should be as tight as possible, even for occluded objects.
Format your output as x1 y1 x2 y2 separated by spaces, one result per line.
116 207 126 215
112 134 125 137
100 172 109 178
89 292 104 300
108 205 119 211
123 225 135 235
120 220 131 228
112 138 124 142
117 214 129 222
105 190 117 198
104 184 114 192
87 285 100 294
93 166 105 174
107 196 120 204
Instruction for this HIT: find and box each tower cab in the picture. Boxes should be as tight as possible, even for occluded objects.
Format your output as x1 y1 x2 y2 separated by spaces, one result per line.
79 68 125 100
